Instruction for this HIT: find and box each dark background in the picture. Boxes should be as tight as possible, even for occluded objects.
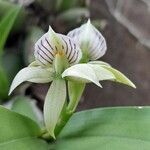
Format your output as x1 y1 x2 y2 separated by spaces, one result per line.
79 0 150 110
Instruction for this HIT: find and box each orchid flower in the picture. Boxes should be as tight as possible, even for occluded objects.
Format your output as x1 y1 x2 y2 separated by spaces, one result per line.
9 20 136 139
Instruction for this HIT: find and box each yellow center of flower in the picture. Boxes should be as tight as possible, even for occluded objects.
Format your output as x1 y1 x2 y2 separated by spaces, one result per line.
55 50 64 57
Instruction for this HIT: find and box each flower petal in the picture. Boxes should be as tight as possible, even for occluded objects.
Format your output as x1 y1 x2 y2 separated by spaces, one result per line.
89 61 111 67
101 66 136 88
34 26 82 67
68 19 107 60
44 79 66 138
89 64 115 81
9 66 53 95
62 64 102 87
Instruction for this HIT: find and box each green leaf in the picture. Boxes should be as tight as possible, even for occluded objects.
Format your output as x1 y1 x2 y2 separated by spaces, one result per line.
0 5 21 55
88 64 115 81
52 107 150 149
102 66 136 88
0 1 18 17
62 64 102 87
9 66 53 95
0 106 48 150
11 96 40 124
0 105 40 140
0 138 48 150
44 79 66 138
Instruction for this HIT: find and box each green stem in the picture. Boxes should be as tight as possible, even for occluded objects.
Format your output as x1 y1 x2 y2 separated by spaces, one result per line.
67 82 85 112
54 82 85 137
55 109 73 137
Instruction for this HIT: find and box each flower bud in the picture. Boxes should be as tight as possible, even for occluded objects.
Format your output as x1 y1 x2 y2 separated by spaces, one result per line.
34 26 82 67
68 19 107 61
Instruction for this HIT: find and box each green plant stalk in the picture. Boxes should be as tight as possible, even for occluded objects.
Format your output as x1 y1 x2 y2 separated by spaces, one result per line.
54 108 73 137
54 82 85 137
67 82 85 112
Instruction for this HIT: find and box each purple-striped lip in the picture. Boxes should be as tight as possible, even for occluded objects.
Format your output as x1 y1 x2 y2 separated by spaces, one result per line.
34 28 82 67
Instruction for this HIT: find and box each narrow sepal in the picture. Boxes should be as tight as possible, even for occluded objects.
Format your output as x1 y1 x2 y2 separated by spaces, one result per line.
102 66 136 88
44 79 66 138
9 66 53 95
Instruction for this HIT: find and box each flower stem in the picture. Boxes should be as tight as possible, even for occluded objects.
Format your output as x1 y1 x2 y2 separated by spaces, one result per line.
54 109 73 137
54 82 85 137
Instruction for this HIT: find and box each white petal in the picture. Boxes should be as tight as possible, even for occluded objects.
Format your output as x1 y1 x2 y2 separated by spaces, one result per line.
62 64 102 87
9 67 53 95
44 79 66 138
88 64 115 81
89 61 111 67
102 66 136 88
68 19 107 60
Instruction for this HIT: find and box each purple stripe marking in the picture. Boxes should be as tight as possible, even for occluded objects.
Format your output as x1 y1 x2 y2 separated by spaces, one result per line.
37 50 46 65
41 40 54 57
69 50 76 62
68 39 73 59
45 37 54 51
38 45 53 62
62 37 68 55
71 51 79 63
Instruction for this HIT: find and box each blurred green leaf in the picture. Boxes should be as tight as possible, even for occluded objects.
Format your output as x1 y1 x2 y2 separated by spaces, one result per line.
0 4 21 56
0 64 9 100
56 0 85 11
0 0 15 17
52 107 150 149
44 79 66 138
0 105 48 150
0 0 26 32
57 7 89 22
11 96 40 124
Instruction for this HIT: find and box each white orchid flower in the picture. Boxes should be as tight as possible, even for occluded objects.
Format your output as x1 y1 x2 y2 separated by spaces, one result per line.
9 21 136 140
9 26 82 139
9 26 82 95
68 19 107 62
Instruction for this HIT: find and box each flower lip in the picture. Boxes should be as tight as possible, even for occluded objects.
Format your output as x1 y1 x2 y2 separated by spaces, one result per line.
34 26 82 67
68 19 107 61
